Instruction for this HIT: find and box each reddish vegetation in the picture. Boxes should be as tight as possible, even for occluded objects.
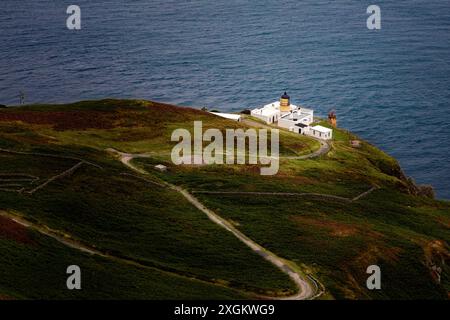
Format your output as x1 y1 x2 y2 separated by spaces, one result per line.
275 175 317 185
291 215 360 237
146 101 207 116
0 111 116 131
436 216 450 228
420 239 450 284
0 101 209 131
114 103 210 128
355 245 401 266
0 216 35 245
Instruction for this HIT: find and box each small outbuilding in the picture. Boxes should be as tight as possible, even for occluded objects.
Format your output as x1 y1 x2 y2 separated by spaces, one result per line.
309 125 333 140
210 112 241 122
350 140 361 148
154 164 168 172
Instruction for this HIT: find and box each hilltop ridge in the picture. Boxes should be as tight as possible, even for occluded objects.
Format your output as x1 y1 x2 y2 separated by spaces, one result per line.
0 99 448 300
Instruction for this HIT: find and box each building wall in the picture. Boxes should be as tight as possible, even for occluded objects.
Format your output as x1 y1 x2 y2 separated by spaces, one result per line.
301 114 313 125
308 129 332 140
251 110 280 124
278 117 295 129
251 112 269 123
279 115 313 133
287 126 302 134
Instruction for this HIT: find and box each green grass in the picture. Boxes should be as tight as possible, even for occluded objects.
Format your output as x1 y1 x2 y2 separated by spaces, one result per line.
0 231 245 300
193 189 449 299
0 149 295 296
0 99 449 300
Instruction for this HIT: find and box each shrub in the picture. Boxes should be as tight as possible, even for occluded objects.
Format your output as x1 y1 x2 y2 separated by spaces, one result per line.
417 185 435 199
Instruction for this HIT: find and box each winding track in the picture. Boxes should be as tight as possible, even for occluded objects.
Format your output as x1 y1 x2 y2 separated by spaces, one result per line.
191 188 378 203
108 148 323 300
105 120 335 300
1 142 327 299
0 119 359 299
0 210 261 297
240 117 331 160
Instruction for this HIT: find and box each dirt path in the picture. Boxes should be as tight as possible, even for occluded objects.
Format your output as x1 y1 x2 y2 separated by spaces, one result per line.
108 148 323 300
0 210 102 256
26 161 85 195
0 148 102 169
192 187 379 203
172 185 317 300
241 118 330 159
0 210 266 298
0 148 103 194
284 139 330 160
352 186 378 201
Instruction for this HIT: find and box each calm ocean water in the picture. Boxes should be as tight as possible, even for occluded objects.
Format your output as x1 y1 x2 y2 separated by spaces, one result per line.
1 1 450 199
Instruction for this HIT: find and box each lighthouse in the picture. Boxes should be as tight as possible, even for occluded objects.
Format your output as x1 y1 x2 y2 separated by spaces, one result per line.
280 92 291 113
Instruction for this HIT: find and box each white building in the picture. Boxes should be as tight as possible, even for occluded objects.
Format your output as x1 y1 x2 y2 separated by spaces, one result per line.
154 164 168 172
308 125 333 140
250 101 284 124
250 92 333 140
277 107 314 134
210 112 241 122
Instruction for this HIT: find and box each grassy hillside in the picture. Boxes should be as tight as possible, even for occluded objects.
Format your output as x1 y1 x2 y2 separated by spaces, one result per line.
0 218 246 300
0 99 448 300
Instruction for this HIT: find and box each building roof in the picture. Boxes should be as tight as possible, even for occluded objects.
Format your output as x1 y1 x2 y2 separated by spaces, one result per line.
281 109 312 120
298 107 313 114
263 101 280 108
210 112 241 121
311 125 332 133
251 99 302 118
297 111 312 119
154 164 167 171
281 92 290 99
253 102 280 117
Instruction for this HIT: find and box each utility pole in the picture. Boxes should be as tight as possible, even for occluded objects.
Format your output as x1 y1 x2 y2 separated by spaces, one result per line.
19 91 25 105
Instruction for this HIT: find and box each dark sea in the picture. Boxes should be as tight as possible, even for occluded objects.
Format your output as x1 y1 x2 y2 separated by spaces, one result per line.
1 1 450 199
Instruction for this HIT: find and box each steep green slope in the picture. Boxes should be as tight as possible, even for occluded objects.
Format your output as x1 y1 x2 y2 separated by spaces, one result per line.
0 100 300 298
0 150 295 295
0 218 245 300
0 99 448 300
132 121 450 299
